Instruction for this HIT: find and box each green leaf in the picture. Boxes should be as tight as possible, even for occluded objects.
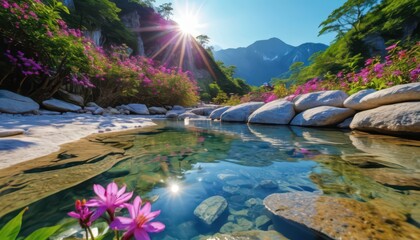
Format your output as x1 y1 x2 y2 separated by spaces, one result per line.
23 225 61 240
0 208 27 240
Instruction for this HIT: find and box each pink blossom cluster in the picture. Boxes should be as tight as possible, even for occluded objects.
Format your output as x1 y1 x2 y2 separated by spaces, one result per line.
4 50 49 76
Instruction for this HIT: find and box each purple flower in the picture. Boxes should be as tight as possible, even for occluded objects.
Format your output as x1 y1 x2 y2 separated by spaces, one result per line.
86 182 133 221
386 43 397 51
68 199 94 228
365 58 373 66
110 196 165 240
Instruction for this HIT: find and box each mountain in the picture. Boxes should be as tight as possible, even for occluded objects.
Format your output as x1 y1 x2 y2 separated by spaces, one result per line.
213 38 328 86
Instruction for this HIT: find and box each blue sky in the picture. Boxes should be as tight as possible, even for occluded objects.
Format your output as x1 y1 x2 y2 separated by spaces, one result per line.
154 0 346 49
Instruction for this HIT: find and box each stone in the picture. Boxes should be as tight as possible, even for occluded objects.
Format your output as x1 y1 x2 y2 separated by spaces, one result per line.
166 109 186 118
0 89 39 114
343 89 376 110
248 100 295 124
209 106 230 120
178 112 201 120
293 90 349 112
350 102 420 136
190 106 219 116
259 180 278 189
264 192 420 239
222 185 239 194
194 196 228 225
357 82 420 110
86 102 101 108
42 98 82 112
93 107 104 115
255 215 271 229
360 168 420 190
172 105 185 111
177 221 199 239
290 106 355 126
127 103 149 115
337 117 353 128
221 102 264 122
56 89 84 106
38 109 61 115
219 218 253 233
199 230 288 240
84 106 97 112
148 106 167 114
107 107 120 115
0 129 24 137
245 198 263 208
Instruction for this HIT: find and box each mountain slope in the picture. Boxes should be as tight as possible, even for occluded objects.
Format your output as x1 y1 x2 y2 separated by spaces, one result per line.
214 38 328 86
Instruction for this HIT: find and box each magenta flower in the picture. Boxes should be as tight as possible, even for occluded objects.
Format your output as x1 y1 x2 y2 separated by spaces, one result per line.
110 196 165 240
68 199 94 228
86 182 133 221
385 43 397 51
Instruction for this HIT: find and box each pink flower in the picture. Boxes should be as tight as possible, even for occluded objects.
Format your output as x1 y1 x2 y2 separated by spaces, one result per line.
68 199 94 228
86 182 133 221
365 58 373 66
110 196 165 240
385 43 397 51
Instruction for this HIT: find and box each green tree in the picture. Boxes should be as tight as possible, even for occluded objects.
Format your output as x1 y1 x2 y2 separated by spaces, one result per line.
196 34 210 48
158 2 173 20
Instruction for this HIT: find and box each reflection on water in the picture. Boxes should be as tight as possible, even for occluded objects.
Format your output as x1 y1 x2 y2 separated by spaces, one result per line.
0 120 419 239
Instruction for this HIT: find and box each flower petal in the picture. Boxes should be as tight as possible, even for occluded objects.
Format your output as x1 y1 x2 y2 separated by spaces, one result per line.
67 211 80 219
131 196 142 216
109 216 133 230
125 203 136 219
85 199 101 207
90 206 107 221
145 210 161 222
107 182 118 195
116 185 127 197
93 184 106 201
115 191 133 205
143 222 165 233
134 229 150 240
139 202 151 216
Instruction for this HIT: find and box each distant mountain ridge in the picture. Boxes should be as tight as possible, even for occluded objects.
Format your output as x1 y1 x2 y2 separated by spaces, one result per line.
213 38 328 86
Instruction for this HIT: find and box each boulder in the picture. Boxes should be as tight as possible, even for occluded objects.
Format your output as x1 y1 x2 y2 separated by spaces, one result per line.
221 102 264 122
0 129 25 137
148 106 167 114
290 106 355 126
199 230 288 240
356 82 420 110
56 89 84 106
350 102 420 136
177 112 202 120
0 89 39 114
42 98 82 112
248 100 295 124
337 117 353 128
93 107 104 115
172 105 185 111
190 106 219 116
166 109 186 119
127 103 149 115
38 109 61 115
343 89 376 110
264 192 420 240
209 106 230 120
194 196 228 225
293 90 349 112
86 102 101 108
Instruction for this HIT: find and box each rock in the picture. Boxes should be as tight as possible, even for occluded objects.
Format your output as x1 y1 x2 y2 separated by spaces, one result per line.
343 89 376 110
337 117 353 128
350 102 420 136
255 215 271 229
194 196 228 225
221 102 264 122
0 89 39 114
0 129 25 137
248 100 295 124
177 221 199 239
357 82 420 110
84 106 97 113
222 185 239 194
178 112 201 120
93 107 104 115
219 218 253 233
293 90 349 112
209 106 230 120
116 104 133 112
360 168 420 190
148 106 167 114
190 106 219 116
38 109 61 115
86 102 101 108
264 192 420 239
172 105 185 111
259 180 278 189
42 98 82 112
166 109 186 118
56 89 84 106
106 107 120 115
127 103 149 115
199 230 288 240
290 106 355 126
245 198 263 208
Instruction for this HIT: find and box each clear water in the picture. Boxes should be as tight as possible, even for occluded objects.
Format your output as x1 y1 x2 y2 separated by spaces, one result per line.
1 120 419 239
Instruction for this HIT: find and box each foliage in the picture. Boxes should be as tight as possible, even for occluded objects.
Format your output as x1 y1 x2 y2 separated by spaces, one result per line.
157 2 173 20
0 208 61 240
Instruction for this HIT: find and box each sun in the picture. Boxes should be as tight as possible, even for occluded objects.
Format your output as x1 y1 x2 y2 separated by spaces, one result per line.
176 14 200 36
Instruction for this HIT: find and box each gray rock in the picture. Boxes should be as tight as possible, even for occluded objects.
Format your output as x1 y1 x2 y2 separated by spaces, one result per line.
194 196 228 225
255 215 271 229
56 89 84 106
148 106 167 114
93 107 104 115
290 106 355 126
172 105 185 111
293 90 349 112
199 230 288 240
166 109 186 118
209 106 230 120
42 98 82 112
0 129 25 137
337 117 353 128
86 102 101 108
0 89 39 114
343 89 376 110
248 100 295 124
106 107 120 115
221 102 264 122
127 103 149 115
245 198 263 208
178 112 202 120
38 109 61 115
350 102 420 136
190 106 219 116
357 82 420 110
259 180 278 189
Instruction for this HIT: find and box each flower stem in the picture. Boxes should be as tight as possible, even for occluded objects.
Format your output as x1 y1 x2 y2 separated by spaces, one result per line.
85 228 88 240
87 227 95 240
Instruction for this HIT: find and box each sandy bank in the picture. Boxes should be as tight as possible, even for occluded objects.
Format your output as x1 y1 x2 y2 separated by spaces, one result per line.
0 113 158 169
